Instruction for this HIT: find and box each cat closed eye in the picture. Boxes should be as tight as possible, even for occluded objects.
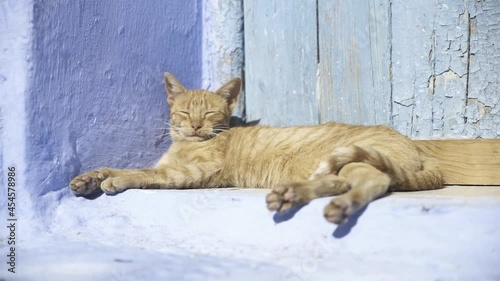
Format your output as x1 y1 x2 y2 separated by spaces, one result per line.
204 111 218 116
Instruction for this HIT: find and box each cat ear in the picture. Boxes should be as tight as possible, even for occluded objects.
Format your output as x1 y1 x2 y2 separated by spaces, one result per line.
215 78 241 111
164 72 187 105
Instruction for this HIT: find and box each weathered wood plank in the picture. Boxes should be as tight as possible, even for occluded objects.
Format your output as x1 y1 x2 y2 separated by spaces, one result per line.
465 0 500 138
392 0 500 138
428 1 469 138
244 0 318 126
392 0 468 138
415 140 500 185
317 0 391 125
243 0 499 137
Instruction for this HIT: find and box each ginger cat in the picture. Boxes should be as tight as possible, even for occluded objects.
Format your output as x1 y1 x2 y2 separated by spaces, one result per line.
70 72 443 224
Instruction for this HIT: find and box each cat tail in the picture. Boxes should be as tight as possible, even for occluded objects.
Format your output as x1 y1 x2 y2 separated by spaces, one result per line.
334 146 444 191
392 156 444 191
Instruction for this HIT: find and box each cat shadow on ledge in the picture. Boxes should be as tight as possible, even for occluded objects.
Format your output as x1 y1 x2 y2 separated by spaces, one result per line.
271 201 368 239
332 205 368 239
332 192 391 238
78 189 104 200
272 203 309 223
271 200 373 239
78 185 137 199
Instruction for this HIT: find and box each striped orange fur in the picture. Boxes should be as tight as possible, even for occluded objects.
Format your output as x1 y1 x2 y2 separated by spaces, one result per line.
70 73 443 224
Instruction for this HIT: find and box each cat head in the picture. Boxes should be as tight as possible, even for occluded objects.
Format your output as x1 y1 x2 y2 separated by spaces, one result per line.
164 72 241 142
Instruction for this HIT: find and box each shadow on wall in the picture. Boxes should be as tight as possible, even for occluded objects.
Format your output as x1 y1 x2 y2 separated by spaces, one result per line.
26 0 203 216
230 116 260 127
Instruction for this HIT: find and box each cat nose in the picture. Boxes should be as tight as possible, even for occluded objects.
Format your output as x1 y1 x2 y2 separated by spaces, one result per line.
191 124 202 131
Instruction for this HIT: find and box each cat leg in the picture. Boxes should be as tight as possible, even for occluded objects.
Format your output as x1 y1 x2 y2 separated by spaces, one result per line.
323 162 390 224
70 162 217 195
70 168 169 195
266 174 351 213
70 169 109 195
308 146 362 180
99 168 170 194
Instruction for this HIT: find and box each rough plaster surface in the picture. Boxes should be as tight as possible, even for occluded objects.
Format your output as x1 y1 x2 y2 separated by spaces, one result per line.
0 0 35 227
1 187 500 280
24 0 202 220
202 0 244 118
0 0 246 247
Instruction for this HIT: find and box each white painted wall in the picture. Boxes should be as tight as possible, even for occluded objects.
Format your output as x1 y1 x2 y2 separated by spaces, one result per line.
0 0 37 231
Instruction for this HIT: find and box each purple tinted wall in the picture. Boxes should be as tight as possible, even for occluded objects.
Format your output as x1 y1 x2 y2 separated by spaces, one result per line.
27 0 202 199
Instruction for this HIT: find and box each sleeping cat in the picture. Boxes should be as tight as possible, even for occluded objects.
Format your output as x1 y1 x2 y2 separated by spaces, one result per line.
70 73 443 224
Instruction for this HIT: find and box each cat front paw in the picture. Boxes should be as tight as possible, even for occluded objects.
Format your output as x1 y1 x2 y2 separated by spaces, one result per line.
266 183 314 213
323 197 354 225
100 177 128 194
69 170 107 195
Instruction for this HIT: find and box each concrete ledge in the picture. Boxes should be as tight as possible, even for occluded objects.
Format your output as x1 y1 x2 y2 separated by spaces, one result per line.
4 186 499 281
394 185 500 197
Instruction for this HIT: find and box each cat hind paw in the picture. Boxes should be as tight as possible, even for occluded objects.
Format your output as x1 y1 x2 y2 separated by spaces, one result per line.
266 183 313 213
323 197 354 225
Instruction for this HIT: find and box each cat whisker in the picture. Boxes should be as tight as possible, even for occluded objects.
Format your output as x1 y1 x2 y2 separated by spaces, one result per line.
213 129 229 134
159 124 183 130
209 132 228 141
154 118 170 122
155 131 173 136
154 127 183 133
155 133 174 142
155 119 175 127
214 126 230 131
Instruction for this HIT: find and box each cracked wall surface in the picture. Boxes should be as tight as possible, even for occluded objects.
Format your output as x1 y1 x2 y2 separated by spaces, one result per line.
202 0 244 118
391 0 498 138
465 0 500 138
245 0 499 138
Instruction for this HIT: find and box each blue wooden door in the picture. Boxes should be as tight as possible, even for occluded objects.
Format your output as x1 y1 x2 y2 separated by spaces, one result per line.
244 0 500 138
